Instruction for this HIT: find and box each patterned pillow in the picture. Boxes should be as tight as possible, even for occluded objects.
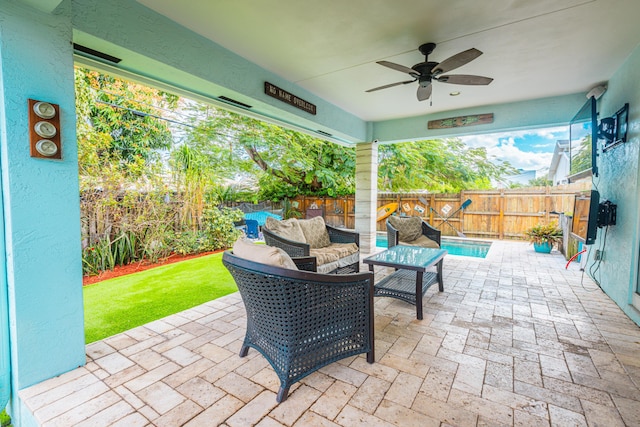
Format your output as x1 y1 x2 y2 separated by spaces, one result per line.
388 215 423 242
233 238 298 270
265 217 306 243
297 216 331 249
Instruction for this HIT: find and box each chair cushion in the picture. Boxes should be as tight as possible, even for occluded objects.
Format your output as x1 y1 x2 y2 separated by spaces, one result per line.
298 216 331 248
309 248 340 266
400 234 440 249
233 238 298 270
265 217 306 243
310 242 359 266
388 216 423 242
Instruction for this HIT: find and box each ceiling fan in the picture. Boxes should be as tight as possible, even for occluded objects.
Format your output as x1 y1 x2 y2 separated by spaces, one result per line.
366 42 493 101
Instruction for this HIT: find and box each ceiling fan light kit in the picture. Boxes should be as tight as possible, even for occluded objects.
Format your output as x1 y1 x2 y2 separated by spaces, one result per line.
366 42 493 102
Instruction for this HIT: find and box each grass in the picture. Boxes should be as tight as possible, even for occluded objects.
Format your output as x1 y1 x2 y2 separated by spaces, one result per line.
1 409 11 427
83 252 237 343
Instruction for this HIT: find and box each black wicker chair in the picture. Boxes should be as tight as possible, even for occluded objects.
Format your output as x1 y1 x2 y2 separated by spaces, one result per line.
386 218 441 248
222 251 375 403
262 224 360 274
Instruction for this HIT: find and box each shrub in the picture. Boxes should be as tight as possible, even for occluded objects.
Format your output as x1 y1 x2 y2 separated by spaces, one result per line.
170 230 210 255
200 206 243 250
525 221 563 247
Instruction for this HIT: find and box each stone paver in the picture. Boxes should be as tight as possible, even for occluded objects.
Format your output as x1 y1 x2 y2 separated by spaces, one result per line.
20 240 640 426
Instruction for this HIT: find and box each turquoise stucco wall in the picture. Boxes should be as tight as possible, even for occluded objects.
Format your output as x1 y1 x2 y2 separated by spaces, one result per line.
0 1 85 423
586 43 640 324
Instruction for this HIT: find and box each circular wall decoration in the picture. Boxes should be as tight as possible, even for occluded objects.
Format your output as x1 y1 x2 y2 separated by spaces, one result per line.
35 139 59 157
33 101 56 119
34 121 57 138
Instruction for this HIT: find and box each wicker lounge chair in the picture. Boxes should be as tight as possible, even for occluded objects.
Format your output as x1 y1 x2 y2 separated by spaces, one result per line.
222 251 375 402
386 216 441 248
263 216 360 274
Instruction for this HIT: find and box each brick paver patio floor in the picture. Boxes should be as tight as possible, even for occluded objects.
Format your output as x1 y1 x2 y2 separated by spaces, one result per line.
21 240 640 426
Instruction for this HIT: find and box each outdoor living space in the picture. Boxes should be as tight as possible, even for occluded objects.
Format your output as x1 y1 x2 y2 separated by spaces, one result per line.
21 240 640 426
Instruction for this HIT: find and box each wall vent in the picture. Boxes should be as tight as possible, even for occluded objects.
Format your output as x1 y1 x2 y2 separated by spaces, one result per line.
73 43 122 64
218 96 252 109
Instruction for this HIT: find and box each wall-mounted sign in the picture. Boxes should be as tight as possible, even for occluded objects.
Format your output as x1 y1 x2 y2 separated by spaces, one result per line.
428 113 493 129
265 82 316 115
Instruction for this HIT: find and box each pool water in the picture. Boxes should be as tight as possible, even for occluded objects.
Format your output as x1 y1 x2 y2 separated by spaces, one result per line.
376 235 491 258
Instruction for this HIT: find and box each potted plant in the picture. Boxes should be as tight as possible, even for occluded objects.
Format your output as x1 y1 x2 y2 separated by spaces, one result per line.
525 221 563 253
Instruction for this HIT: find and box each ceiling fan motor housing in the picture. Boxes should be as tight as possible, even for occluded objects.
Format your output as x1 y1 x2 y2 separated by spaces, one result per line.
412 62 438 76
418 77 432 87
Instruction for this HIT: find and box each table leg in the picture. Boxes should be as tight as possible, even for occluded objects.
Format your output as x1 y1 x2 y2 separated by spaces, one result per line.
416 271 423 320
437 259 444 292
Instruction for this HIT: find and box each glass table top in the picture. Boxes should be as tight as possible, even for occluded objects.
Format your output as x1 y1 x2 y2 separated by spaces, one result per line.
364 245 447 269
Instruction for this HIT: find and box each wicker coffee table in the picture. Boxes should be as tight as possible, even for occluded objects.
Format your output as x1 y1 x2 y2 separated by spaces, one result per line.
363 245 447 320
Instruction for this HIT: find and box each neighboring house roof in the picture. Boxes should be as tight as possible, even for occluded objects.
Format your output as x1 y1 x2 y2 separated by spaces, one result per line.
548 140 570 180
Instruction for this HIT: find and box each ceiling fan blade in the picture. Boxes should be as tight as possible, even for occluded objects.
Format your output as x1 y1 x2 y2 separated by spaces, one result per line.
436 74 493 85
416 84 432 101
431 48 482 75
376 60 419 76
366 79 416 92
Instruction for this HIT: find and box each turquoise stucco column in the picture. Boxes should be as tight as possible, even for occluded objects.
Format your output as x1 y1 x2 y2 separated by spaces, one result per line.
355 142 378 255
0 2 85 423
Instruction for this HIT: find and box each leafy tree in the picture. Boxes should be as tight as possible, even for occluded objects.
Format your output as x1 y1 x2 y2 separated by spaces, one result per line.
75 67 177 185
569 134 592 175
527 177 553 187
378 139 516 192
184 108 356 199
184 105 516 197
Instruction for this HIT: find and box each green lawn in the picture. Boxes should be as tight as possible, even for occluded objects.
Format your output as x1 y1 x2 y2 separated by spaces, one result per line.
83 252 237 343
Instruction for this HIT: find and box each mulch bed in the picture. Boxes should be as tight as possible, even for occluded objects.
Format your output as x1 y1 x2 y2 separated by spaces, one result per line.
82 250 222 286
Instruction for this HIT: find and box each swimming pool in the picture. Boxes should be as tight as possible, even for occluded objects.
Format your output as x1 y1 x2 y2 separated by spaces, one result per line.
376 235 491 258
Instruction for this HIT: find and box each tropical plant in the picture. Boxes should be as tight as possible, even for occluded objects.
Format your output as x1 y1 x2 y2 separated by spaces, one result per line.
171 144 213 230
524 221 563 247
282 198 303 219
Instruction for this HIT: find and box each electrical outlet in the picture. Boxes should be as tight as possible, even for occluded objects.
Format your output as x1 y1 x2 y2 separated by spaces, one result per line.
594 249 603 261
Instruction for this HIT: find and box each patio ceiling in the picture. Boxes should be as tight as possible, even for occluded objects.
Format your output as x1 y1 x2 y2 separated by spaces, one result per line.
136 0 640 123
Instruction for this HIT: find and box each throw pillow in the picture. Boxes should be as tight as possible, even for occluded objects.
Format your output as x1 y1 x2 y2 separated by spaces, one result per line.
265 217 306 243
388 215 423 242
297 216 331 248
233 238 298 270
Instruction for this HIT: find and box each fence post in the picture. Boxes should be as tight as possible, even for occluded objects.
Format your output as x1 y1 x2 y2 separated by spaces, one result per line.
545 186 551 224
460 191 465 235
343 197 348 228
429 193 435 225
499 189 505 240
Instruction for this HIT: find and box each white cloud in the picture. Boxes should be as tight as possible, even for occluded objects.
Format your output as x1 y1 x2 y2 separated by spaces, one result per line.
460 126 568 173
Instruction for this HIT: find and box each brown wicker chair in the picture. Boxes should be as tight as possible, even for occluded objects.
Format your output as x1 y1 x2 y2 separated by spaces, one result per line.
222 251 375 403
386 217 441 248
262 223 360 274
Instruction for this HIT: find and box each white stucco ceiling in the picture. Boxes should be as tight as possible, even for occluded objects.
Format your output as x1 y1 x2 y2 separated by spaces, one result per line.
136 0 640 123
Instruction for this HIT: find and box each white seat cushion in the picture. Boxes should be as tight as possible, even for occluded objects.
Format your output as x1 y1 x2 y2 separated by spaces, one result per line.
232 238 298 270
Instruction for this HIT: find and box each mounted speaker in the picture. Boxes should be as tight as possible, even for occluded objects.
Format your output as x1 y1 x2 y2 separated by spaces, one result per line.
587 85 607 100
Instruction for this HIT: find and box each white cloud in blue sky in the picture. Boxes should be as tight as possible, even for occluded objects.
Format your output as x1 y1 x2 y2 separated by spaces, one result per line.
460 126 569 175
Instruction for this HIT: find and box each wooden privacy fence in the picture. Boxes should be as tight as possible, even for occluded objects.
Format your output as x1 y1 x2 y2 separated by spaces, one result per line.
291 182 591 240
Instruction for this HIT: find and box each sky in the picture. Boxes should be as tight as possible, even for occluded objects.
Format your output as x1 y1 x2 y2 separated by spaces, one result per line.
459 126 569 177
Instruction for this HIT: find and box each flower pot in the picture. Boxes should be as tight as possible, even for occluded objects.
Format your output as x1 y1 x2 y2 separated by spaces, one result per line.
533 242 552 253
